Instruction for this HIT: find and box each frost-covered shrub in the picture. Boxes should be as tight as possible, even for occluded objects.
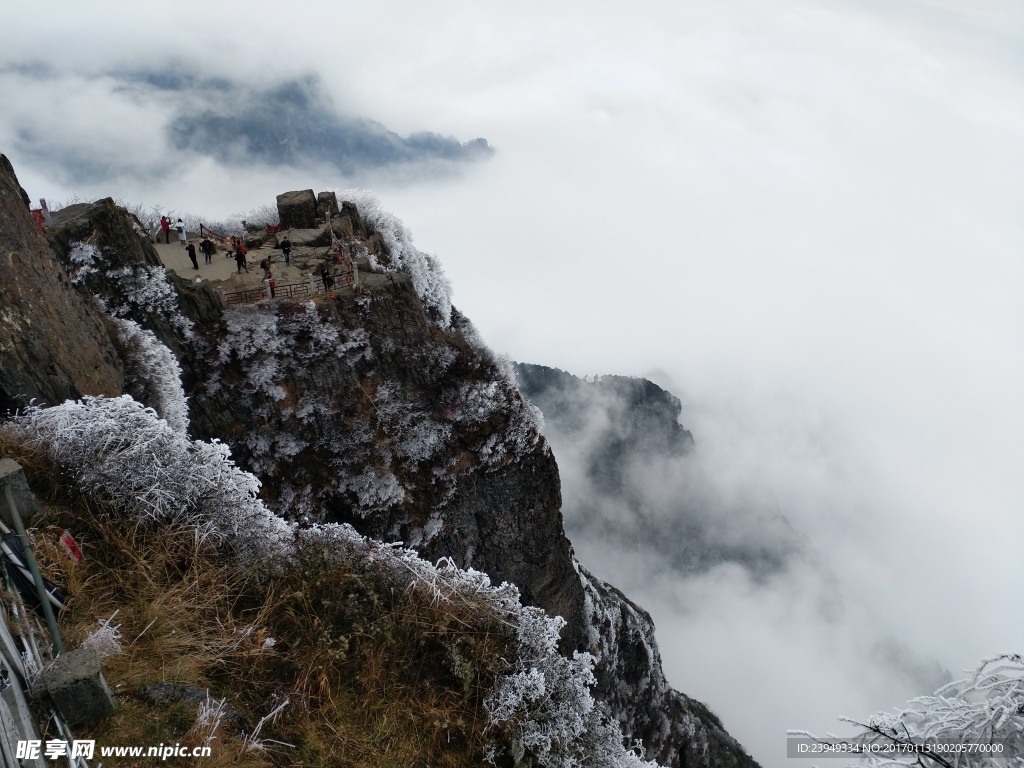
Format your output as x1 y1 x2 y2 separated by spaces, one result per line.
218 302 363 403
83 613 123 659
470 568 659 768
218 304 287 400
6 396 292 560
335 327 373 363
443 360 544 467
336 467 406 512
200 204 280 237
243 430 307 476
794 654 1024 768
68 241 100 285
111 317 189 432
293 528 662 768
400 418 453 464
4 396 659 767
376 382 452 465
290 301 339 355
105 263 194 337
338 190 454 327
447 315 545 465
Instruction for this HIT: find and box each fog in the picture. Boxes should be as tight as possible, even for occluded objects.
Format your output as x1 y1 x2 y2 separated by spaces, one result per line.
3 1 1022 765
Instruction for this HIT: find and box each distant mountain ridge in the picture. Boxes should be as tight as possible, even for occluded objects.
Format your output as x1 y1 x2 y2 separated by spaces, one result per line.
515 363 799 580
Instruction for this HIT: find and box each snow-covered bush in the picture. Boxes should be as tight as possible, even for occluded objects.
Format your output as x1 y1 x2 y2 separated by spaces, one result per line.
3 396 660 767
376 382 452 465
448 315 545 464
218 301 364 404
444 368 544 467
68 241 100 285
338 190 454 327
104 263 194 337
83 612 123 659
480 576 660 768
218 304 287 400
5 396 291 560
335 467 406 512
110 317 189 432
197 203 280 237
294 528 662 768
792 654 1024 768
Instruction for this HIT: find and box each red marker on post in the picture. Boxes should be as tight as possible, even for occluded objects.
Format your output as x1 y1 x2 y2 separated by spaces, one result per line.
59 530 84 562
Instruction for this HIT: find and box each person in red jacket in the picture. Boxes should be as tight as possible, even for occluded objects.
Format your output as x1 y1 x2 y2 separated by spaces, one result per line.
233 238 249 274
160 216 171 244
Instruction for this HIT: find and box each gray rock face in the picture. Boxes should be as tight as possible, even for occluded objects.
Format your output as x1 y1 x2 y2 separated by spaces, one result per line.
45 197 224 364
420 441 588 652
337 200 368 240
317 191 339 219
581 568 756 768
0 459 39 526
276 189 317 230
0 155 124 413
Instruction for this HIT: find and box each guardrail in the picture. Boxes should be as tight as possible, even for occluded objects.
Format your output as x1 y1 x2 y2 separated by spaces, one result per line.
223 273 354 306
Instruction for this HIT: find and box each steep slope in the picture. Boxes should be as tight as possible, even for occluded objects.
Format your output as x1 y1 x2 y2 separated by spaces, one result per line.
0 154 124 411
1 156 758 768
516 363 799 580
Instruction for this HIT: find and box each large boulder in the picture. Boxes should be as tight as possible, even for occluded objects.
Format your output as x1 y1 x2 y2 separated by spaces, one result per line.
317 191 339 219
0 155 124 412
276 189 317 230
337 201 368 240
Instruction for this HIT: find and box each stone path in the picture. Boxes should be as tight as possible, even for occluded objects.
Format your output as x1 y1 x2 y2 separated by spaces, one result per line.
153 233 322 294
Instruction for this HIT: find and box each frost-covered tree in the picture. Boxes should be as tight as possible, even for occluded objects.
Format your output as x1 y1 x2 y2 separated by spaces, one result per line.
793 654 1024 768
339 189 454 327
110 317 189 432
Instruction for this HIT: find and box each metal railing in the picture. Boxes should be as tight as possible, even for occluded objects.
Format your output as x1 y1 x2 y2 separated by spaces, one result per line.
1 483 62 655
222 275 353 306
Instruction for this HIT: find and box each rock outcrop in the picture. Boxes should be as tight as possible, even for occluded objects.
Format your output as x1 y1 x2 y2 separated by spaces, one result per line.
276 189 317 229
0 155 124 413
337 200 368 240
317 190 339 219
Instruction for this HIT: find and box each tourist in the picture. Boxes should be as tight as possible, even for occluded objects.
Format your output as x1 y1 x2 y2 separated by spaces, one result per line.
160 216 170 244
176 218 186 247
200 236 214 264
281 235 292 266
186 241 199 270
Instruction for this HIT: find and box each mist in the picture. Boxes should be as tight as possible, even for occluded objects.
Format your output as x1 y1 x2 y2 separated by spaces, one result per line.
3 1 1022 766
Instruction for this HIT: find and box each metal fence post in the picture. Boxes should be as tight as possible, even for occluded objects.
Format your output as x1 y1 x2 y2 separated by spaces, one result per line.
1 484 63 656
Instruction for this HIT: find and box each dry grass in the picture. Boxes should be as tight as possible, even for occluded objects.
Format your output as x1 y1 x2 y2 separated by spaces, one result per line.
3 434 518 767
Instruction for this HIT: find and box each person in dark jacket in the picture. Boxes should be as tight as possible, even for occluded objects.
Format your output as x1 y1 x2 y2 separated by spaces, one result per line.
235 243 249 274
200 236 214 264
281 236 292 266
186 241 199 270
320 264 333 292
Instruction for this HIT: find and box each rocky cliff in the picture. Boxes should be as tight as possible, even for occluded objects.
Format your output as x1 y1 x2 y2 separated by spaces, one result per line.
0 155 124 412
1 154 757 768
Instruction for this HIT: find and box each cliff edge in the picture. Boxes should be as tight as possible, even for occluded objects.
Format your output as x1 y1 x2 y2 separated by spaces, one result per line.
0 155 758 768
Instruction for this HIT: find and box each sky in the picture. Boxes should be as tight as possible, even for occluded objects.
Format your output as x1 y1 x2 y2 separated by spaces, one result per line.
2 1 1022 765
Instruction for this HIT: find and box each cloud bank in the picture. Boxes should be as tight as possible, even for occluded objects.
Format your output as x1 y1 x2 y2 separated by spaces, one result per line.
1 64 491 188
